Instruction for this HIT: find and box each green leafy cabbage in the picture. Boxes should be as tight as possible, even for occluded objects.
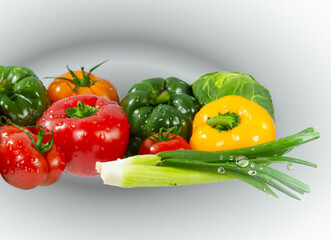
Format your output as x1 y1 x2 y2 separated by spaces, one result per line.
192 71 275 121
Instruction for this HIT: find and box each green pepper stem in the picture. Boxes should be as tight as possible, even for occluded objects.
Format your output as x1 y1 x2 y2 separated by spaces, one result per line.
65 101 98 118
206 112 240 131
157 128 319 162
154 90 171 105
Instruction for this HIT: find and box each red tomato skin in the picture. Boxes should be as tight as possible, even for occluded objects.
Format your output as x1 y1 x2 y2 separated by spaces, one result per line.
37 94 130 177
0 127 48 190
139 133 190 155
40 146 66 186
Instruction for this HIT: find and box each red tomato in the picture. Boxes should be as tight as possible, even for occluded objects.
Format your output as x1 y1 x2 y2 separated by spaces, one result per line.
139 132 190 155
37 94 130 177
0 125 66 190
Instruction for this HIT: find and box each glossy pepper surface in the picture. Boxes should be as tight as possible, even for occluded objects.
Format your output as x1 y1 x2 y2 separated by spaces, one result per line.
37 94 130 177
0 66 50 126
189 95 275 151
120 77 200 143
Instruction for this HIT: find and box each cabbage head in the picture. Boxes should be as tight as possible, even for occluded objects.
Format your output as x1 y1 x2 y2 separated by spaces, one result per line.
192 71 275 121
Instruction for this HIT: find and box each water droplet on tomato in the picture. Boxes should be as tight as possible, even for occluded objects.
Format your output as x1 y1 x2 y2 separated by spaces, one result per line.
92 121 97 125
105 127 110 132
70 125 76 130
10 170 14 175
36 169 40 174
117 123 121 127
100 147 105 151
7 145 13 151
49 115 53 119
19 173 23 177
2 168 8 174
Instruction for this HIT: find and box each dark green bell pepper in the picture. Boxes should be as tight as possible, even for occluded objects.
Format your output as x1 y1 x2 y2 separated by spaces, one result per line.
0 66 51 126
120 77 200 144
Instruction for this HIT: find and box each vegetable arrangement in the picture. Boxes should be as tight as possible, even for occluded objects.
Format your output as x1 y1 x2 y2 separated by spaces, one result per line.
0 63 320 200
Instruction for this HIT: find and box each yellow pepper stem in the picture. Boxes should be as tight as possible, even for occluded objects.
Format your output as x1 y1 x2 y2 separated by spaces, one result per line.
206 112 240 131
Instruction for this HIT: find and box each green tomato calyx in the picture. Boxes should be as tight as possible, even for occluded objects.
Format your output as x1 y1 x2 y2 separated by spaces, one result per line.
50 60 109 92
148 126 181 142
0 116 54 154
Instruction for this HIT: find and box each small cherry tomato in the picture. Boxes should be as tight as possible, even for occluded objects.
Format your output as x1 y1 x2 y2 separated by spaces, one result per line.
139 127 190 155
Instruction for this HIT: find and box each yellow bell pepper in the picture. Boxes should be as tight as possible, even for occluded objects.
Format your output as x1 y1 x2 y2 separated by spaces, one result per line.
189 95 275 151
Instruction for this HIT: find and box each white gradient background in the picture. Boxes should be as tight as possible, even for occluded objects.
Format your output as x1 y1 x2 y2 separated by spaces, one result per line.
0 1 330 239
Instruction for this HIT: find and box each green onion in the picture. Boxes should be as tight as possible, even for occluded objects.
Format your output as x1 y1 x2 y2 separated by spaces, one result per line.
96 155 233 188
96 128 319 200
156 127 319 162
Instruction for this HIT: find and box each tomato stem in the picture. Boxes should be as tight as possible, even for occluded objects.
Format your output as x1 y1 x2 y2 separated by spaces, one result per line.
148 126 181 142
45 60 109 93
207 112 240 131
0 116 54 153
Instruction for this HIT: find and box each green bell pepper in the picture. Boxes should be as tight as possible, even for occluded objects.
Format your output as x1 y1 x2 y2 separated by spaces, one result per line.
121 77 200 144
0 66 51 126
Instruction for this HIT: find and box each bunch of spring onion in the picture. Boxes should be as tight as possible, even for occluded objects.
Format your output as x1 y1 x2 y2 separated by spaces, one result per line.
95 128 319 200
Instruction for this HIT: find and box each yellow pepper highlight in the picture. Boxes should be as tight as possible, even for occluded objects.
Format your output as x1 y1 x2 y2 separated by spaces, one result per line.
189 95 275 151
